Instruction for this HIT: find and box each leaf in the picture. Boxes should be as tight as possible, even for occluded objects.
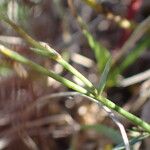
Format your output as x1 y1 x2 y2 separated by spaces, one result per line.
98 57 111 95
83 29 110 72
113 133 149 150
119 35 150 73
108 35 150 87
81 124 122 144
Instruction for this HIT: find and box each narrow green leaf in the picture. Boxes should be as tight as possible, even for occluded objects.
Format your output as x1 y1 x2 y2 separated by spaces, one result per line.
113 133 149 150
81 124 122 144
83 29 110 72
119 35 150 73
108 35 150 87
98 58 111 95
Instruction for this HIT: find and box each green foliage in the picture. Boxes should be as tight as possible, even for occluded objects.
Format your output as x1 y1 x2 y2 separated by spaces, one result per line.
0 2 150 149
119 35 150 73
84 30 150 88
113 133 149 150
97 57 111 95
83 29 110 72
0 11 150 138
0 44 89 95
108 35 150 86
81 124 123 144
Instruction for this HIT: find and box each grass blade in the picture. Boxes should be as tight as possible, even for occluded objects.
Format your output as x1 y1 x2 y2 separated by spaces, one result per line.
83 29 110 72
97 58 111 95
81 124 122 144
113 133 149 150
108 35 150 87
119 35 150 73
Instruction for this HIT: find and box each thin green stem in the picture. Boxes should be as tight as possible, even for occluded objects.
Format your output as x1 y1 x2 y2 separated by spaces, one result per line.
0 14 60 59
0 14 96 93
57 58 97 94
31 47 96 93
0 44 90 95
1 44 150 134
80 93 150 133
1 13 150 135
96 96 150 133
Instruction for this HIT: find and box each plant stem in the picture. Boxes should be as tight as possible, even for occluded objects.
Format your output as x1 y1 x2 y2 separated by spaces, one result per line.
1 44 150 134
1 13 150 134
0 44 90 95
96 96 150 133
0 14 96 92
57 58 97 93
79 92 150 133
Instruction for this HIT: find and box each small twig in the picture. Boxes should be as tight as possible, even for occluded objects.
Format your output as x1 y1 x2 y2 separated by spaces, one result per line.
24 92 81 114
103 106 130 150
130 79 150 113
0 115 78 140
0 35 25 45
71 53 94 68
120 69 150 87
123 79 150 116
67 0 87 30
0 138 10 149
25 114 76 129
20 132 39 150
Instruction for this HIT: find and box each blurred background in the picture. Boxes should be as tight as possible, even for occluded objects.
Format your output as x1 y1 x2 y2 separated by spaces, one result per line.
0 0 150 149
